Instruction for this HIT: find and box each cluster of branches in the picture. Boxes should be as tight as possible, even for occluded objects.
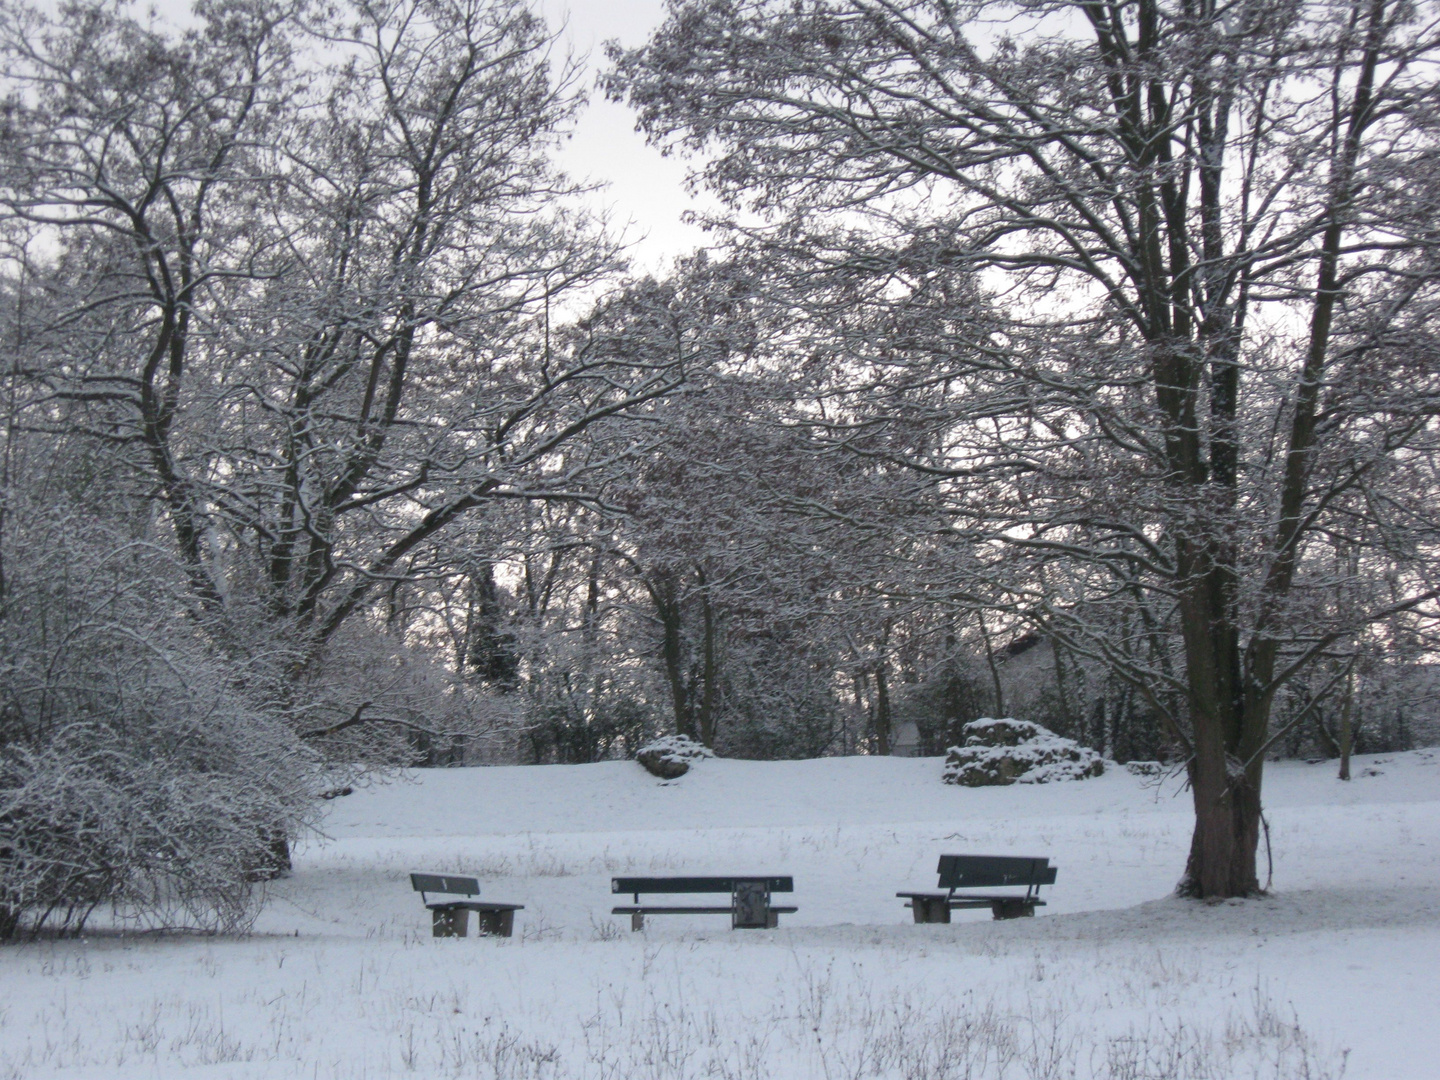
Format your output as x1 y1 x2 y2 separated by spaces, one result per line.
377 262 925 763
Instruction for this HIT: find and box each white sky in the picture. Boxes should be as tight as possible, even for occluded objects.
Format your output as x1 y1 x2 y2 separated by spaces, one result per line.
535 0 711 273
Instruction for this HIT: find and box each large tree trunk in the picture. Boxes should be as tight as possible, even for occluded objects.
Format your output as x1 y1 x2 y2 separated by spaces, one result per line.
1183 752 1261 897
1177 556 1263 898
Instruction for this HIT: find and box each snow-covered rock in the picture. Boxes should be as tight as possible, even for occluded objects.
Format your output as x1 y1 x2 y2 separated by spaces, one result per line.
1125 760 1165 777
942 717 1104 786
635 734 715 779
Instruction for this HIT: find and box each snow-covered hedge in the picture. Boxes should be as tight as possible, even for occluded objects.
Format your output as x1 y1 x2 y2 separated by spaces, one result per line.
635 734 714 779
943 718 1104 786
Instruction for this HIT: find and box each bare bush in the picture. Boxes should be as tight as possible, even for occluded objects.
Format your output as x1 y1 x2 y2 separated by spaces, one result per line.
0 509 316 939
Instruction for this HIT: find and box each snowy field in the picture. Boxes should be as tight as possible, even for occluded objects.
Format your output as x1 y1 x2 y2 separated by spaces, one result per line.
2 750 1438 1079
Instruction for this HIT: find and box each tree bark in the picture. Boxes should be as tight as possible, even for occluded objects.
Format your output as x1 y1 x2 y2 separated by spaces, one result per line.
697 569 719 748
1178 552 1261 898
655 581 696 740
1338 672 1356 782
1183 760 1261 897
976 611 1005 718
874 664 892 755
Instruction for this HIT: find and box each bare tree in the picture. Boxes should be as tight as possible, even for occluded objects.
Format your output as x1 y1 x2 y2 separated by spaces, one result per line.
1 0 685 756
610 0 1440 895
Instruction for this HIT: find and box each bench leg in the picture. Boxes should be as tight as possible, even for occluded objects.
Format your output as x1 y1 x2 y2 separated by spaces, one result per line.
766 910 779 929
990 899 1034 920
631 912 645 932
911 898 950 924
732 881 772 928
433 907 469 937
475 909 516 938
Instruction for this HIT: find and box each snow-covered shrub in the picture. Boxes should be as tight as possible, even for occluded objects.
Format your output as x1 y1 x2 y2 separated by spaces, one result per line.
942 718 1104 786
0 518 317 940
635 734 714 778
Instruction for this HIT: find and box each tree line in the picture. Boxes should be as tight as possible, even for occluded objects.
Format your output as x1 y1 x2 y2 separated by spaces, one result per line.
3 0 1438 935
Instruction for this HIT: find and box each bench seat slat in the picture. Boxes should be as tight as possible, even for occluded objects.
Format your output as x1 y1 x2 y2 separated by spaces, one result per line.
946 898 1045 909
612 905 799 916
425 901 524 912
611 876 793 894
898 898 1048 904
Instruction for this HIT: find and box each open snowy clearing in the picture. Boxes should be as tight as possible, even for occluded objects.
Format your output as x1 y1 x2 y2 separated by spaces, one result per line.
2 750 1437 1079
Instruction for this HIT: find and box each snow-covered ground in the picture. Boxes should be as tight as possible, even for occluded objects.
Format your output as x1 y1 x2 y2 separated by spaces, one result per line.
2 750 1437 1079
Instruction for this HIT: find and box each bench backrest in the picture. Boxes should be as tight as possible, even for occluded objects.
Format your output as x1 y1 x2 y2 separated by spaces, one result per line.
410 872 480 896
611 876 793 895
936 855 1056 890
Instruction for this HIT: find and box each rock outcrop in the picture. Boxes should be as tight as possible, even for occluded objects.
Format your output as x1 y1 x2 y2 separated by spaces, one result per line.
942 718 1104 786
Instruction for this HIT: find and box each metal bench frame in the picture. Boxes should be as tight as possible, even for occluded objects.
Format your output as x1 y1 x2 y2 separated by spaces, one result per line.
611 875 797 931
410 872 524 938
897 855 1057 922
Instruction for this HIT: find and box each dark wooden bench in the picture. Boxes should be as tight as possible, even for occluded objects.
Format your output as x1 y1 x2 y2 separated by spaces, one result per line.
410 872 523 937
897 855 1056 922
611 876 797 931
